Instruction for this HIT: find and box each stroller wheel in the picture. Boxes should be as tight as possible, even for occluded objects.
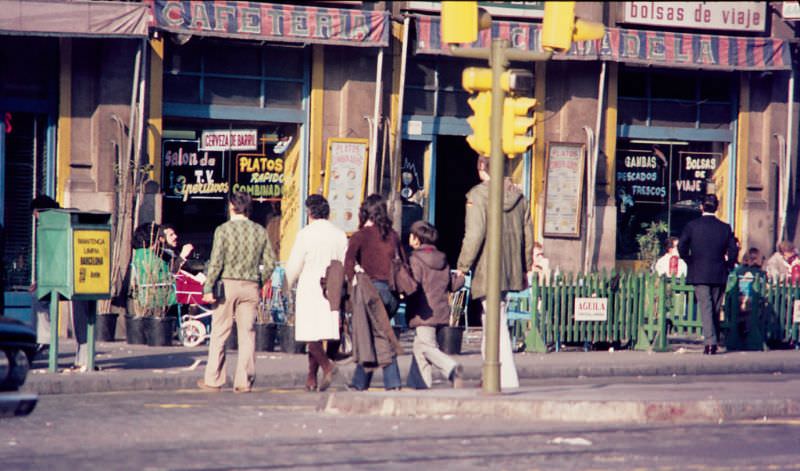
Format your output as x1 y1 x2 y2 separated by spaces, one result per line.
181 319 207 347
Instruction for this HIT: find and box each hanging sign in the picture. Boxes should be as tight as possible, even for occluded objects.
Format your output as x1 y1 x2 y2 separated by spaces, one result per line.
324 138 368 234
414 17 791 71
574 297 608 322
619 2 766 33
150 0 389 47
200 129 258 151
543 142 585 238
162 139 228 201
72 230 111 295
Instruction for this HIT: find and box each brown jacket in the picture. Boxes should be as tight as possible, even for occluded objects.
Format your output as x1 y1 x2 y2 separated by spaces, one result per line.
406 245 464 328
456 179 533 300
350 273 403 367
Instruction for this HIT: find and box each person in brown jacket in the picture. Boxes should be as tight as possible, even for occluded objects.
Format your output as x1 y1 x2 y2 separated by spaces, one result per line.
405 221 465 389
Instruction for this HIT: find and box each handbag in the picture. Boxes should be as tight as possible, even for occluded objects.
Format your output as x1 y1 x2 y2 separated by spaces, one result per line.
389 248 417 296
213 279 225 302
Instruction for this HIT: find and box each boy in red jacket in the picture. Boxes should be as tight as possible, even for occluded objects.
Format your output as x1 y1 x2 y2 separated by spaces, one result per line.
406 221 465 389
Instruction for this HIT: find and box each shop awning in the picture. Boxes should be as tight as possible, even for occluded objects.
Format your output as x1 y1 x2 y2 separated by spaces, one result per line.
414 15 792 71
149 0 389 48
0 0 149 38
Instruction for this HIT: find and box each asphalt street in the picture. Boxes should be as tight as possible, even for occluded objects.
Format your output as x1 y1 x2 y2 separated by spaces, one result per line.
3 376 800 470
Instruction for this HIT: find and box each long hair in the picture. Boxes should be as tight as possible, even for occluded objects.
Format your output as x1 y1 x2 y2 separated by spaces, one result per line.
358 193 392 240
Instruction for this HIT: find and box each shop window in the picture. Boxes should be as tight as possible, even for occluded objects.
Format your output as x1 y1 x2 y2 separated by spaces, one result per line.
615 140 725 260
203 42 261 76
618 66 733 130
404 56 490 118
164 75 202 104
264 81 303 109
164 39 306 109
204 78 260 106
0 37 57 101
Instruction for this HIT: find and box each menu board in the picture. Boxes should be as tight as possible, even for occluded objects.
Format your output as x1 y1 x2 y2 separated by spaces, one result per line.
616 148 668 205
162 139 228 201
324 138 368 234
543 142 585 238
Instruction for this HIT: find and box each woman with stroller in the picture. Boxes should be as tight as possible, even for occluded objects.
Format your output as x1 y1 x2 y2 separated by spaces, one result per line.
344 194 405 390
285 195 348 392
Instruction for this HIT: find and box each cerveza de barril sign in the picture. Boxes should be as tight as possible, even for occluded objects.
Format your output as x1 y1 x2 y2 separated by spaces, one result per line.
150 0 389 47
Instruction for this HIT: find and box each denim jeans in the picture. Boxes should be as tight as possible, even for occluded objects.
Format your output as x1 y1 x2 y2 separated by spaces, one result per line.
371 280 398 318
351 357 402 390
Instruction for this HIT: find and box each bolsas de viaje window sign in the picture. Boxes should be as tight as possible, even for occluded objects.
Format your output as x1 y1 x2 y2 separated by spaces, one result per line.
619 2 766 33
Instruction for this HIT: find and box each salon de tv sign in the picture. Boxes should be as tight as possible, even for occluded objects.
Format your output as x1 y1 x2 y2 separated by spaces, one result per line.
619 2 766 33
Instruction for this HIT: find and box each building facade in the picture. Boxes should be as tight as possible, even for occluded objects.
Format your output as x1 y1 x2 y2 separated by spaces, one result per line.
2 1 799 319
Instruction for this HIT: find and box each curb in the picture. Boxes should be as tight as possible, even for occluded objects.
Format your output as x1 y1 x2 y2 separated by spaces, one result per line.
323 393 800 424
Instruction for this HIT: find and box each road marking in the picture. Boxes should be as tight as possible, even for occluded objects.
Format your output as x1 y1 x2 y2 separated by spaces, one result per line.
734 418 800 426
144 404 195 409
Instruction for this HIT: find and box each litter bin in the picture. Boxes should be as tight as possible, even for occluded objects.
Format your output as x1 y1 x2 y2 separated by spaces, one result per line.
35 209 112 372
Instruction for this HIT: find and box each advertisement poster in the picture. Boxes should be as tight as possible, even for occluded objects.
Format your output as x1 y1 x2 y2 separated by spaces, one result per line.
543 142 585 238
324 138 368 234
162 139 228 201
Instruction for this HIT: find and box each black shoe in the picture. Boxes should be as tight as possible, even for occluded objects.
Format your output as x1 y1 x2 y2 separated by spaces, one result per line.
710 345 718 355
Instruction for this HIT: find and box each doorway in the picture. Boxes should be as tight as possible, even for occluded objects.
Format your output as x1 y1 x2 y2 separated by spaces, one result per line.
434 135 480 267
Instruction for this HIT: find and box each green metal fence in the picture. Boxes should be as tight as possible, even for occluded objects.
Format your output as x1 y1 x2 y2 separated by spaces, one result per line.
521 271 800 353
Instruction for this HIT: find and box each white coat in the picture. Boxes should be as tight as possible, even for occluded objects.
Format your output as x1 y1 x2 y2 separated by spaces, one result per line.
285 218 348 341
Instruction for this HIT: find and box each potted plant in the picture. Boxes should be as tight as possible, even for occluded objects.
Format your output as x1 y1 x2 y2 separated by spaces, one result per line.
129 225 175 347
438 287 467 355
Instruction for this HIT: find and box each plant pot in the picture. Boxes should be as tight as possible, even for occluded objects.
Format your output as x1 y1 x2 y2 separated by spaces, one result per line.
125 315 147 345
97 313 119 342
277 324 305 354
255 323 276 352
437 326 464 355
144 317 175 347
225 322 238 351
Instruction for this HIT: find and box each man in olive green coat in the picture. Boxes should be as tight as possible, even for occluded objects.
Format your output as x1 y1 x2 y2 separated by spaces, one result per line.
457 157 533 389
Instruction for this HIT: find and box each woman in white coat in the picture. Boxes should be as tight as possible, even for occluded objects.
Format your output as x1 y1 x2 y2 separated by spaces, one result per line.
285 194 348 392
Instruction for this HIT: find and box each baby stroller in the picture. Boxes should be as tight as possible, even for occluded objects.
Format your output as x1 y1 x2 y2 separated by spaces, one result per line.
174 271 215 347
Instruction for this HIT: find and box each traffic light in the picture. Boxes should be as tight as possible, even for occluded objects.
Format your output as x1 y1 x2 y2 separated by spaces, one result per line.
502 96 537 156
441 1 477 44
467 92 492 156
463 67 493 156
541 1 605 52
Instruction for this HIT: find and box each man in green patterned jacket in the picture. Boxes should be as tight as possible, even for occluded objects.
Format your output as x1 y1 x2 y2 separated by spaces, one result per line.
198 192 276 393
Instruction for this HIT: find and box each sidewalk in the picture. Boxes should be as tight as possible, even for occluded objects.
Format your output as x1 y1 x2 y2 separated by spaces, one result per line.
23 334 800 396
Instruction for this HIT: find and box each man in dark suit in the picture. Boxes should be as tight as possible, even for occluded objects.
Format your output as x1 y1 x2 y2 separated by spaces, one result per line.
678 194 738 355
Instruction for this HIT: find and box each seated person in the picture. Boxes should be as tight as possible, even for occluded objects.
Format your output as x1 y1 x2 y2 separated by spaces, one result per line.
765 240 797 281
131 222 175 314
654 236 687 278
158 224 194 274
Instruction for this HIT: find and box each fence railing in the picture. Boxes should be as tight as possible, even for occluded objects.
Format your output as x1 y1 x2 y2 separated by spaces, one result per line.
517 271 800 353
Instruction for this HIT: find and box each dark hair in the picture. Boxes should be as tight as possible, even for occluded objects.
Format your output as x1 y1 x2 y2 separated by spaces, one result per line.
133 222 161 249
305 194 330 220
410 220 438 245
358 193 392 239
664 236 679 253
31 195 60 211
228 191 252 216
701 194 719 213
746 247 763 267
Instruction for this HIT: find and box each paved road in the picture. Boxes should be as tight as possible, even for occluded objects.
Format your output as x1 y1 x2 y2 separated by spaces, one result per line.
3 377 800 470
